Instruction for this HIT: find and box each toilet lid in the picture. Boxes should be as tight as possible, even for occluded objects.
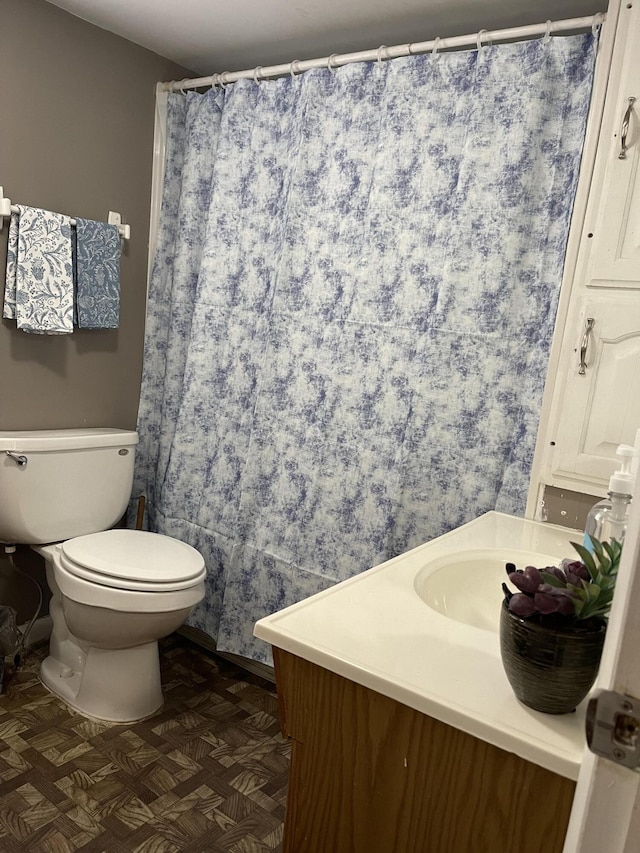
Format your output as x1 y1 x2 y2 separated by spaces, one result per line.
60 530 206 592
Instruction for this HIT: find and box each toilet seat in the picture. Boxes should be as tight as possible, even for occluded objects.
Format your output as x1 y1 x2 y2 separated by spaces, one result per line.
60 529 206 592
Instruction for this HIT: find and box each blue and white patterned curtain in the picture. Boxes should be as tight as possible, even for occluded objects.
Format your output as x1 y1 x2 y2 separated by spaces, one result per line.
136 35 596 663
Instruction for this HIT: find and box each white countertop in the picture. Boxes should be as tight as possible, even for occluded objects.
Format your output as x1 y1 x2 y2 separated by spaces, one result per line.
254 511 588 780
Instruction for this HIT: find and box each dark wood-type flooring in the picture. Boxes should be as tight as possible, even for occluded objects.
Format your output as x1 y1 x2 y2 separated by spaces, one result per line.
0 635 289 852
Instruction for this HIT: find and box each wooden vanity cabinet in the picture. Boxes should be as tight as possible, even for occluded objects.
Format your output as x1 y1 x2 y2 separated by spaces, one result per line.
274 648 576 853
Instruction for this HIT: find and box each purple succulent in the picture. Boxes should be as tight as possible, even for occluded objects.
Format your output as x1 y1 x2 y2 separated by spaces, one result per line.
504 560 579 619
508 593 537 617
549 567 567 583
563 560 590 582
508 565 542 594
533 591 565 615
554 594 575 616
502 537 622 624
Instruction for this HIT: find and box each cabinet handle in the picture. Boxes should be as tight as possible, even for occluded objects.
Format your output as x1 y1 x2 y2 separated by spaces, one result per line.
619 97 636 160
578 317 595 375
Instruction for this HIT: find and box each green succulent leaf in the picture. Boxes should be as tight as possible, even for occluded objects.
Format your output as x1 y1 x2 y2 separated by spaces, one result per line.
590 537 610 571
571 542 599 580
586 583 602 602
540 571 566 588
573 597 588 619
505 535 621 623
581 594 613 620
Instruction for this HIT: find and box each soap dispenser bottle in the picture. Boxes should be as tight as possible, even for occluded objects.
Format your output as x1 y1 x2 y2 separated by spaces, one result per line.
583 444 636 551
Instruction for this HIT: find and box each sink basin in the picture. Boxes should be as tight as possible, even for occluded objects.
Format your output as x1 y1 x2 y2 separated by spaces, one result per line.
414 548 562 633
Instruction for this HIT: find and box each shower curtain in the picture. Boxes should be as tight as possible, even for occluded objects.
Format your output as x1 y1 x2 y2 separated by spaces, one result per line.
136 34 596 663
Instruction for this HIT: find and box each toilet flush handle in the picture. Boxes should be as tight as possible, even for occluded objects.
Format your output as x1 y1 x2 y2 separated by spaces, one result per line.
5 451 27 467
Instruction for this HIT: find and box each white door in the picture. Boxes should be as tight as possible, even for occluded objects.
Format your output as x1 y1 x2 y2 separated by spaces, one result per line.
587 88 640 288
563 482 640 851
550 295 640 487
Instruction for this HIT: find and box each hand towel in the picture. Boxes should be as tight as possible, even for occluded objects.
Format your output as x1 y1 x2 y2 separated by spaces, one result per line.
75 218 120 329
2 211 19 321
3 205 74 334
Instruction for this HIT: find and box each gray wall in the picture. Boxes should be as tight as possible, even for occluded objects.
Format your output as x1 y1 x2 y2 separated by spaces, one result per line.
0 0 193 625
0 0 193 432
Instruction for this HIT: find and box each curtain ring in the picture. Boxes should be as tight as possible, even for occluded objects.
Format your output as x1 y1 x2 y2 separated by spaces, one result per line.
327 53 338 74
543 20 552 45
176 78 188 94
476 29 488 52
253 66 263 85
290 60 301 78
432 37 441 59
219 72 229 89
377 45 388 68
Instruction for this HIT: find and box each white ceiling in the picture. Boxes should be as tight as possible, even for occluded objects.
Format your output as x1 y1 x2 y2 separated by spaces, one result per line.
45 0 601 77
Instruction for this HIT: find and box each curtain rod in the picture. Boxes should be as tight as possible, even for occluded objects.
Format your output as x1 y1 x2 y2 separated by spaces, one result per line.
162 14 604 92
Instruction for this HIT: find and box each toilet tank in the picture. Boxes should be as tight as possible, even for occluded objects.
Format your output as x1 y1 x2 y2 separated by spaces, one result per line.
0 428 139 544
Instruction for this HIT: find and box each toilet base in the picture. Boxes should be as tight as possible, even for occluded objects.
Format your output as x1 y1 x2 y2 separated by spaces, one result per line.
40 641 164 723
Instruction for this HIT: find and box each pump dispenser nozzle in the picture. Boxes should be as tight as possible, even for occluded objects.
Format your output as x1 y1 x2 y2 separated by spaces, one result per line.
585 442 638 552
632 427 640 492
609 444 636 496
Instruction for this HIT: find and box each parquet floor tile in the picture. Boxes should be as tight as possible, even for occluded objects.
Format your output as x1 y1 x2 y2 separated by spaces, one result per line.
0 636 289 852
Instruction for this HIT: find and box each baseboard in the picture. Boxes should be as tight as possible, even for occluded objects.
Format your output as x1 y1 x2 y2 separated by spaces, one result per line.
177 626 275 683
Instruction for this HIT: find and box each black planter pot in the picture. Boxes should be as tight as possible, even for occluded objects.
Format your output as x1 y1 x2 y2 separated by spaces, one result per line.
500 601 607 715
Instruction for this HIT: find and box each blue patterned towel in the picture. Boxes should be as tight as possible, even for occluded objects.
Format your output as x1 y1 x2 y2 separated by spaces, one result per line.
3 205 74 334
75 218 120 329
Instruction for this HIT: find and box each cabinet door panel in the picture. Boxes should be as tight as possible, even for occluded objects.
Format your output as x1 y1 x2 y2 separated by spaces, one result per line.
586 8 640 288
551 296 640 486
589 132 640 287
274 649 575 853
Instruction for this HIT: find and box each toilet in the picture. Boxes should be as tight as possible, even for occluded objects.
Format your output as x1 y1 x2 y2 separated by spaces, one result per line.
0 428 206 723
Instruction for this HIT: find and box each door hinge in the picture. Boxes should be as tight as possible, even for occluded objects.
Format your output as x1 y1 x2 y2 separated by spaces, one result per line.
586 689 640 771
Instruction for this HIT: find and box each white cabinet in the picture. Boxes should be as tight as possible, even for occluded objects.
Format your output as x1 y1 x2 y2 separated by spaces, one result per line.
588 125 640 288
549 295 640 488
533 1 640 503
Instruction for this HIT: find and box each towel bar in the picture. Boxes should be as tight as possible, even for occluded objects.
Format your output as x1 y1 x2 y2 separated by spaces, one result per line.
0 187 131 240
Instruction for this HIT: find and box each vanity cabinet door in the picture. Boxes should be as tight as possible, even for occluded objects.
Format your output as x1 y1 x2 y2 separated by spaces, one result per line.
585 31 640 288
587 116 640 289
546 295 640 489
274 648 575 853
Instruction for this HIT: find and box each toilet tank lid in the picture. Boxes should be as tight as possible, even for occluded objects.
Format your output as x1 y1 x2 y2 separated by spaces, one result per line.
0 428 139 452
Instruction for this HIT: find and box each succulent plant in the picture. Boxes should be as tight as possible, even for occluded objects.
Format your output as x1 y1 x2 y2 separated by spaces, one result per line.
502 537 622 626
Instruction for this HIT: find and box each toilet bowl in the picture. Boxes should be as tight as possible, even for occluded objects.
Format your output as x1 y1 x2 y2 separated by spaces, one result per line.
0 428 207 723
36 530 206 722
